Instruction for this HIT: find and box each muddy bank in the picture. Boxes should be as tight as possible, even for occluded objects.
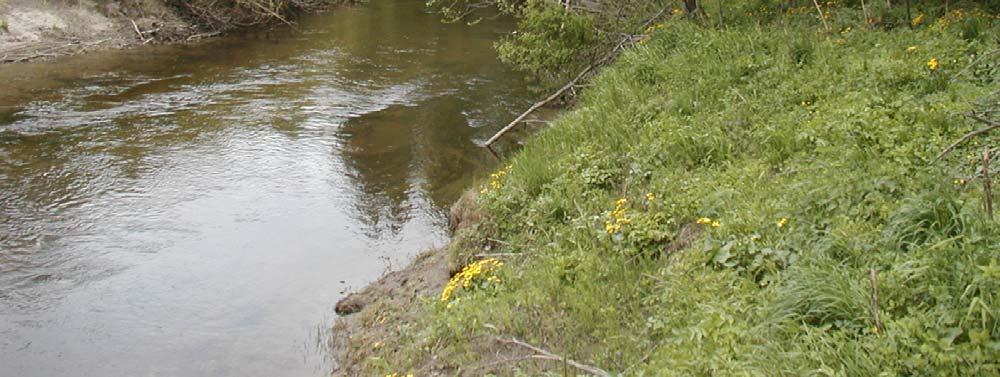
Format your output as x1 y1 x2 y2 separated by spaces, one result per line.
0 0 346 63
330 191 483 376
0 0 191 63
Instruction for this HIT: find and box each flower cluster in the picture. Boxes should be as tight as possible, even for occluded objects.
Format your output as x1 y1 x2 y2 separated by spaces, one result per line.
605 198 631 234
927 57 940 71
440 258 504 302
644 23 665 34
697 217 721 228
480 165 512 195
777 217 789 228
930 8 998 30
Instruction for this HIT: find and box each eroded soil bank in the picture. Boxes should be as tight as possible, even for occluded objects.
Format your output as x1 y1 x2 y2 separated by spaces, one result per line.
0 0 343 63
331 191 483 376
1 0 191 63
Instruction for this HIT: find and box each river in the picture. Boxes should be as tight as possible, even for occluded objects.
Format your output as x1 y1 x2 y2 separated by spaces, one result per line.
0 1 530 375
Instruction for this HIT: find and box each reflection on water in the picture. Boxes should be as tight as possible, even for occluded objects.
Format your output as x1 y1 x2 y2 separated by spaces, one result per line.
0 1 530 375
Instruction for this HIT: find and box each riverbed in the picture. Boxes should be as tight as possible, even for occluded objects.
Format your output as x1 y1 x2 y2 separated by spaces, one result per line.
0 1 530 375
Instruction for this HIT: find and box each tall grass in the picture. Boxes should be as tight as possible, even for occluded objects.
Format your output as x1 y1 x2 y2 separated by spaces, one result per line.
364 2 999 375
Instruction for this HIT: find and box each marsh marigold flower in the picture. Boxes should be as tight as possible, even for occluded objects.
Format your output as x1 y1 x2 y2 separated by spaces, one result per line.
777 217 789 228
927 57 940 71
906 46 917 53
440 258 503 302
605 198 631 234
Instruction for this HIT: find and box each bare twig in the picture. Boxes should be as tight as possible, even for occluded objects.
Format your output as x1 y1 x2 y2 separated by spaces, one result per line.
860 0 870 24
812 0 830 31
869 268 884 335
130 19 146 41
473 253 523 259
951 49 1000 82
930 113 1000 164
497 337 611 377
483 5 672 148
482 60 598 147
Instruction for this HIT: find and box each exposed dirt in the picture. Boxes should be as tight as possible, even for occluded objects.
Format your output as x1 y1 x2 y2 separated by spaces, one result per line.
0 0 198 63
330 246 453 376
329 191 484 376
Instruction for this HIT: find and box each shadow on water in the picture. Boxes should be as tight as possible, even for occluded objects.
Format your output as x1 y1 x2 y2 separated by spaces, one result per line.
0 1 531 376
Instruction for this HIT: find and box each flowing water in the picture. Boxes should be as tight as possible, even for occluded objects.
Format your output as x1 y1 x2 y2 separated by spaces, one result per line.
0 1 531 375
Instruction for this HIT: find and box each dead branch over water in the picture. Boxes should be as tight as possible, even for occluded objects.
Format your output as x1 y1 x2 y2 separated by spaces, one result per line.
173 0 348 29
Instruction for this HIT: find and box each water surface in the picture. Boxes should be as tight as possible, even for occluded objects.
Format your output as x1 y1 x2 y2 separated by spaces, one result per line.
0 1 530 375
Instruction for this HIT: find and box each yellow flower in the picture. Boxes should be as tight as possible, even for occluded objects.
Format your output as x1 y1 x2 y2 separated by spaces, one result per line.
927 57 939 71
711 220 721 228
440 258 504 302
912 13 925 26
605 198 631 234
777 217 789 228
906 46 917 53
697 217 713 225
646 192 656 202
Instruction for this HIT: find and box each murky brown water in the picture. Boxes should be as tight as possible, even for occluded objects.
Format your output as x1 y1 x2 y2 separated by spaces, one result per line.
0 1 530 375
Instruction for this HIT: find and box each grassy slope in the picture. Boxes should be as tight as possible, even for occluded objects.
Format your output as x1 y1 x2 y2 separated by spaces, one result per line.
371 5 999 376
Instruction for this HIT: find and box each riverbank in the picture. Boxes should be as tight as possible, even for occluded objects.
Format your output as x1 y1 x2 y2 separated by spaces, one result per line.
0 0 347 63
332 1 999 375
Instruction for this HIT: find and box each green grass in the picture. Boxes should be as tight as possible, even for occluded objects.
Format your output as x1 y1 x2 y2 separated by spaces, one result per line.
369 4 999 375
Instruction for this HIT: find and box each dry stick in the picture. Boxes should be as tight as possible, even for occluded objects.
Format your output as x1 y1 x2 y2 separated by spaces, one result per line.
812 0 830 31
473 253 523 259
869 269 884 335
984 147 994 219
930 113 1000 164
248 0 294 26
483 6 671 149
483 61 597 148
860 0 870 24
951 49 1000 83
498 337 611 377
130 19 146 41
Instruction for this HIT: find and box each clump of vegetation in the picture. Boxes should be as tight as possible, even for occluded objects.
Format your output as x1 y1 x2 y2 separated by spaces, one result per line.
1 18 8 34
429 0 676 89
356 1 1000 375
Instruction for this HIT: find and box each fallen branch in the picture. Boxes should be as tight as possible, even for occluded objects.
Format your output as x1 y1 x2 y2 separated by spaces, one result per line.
187 31 221 41
812 0 831 31
497 337 611 377
473 253 523 259
131 19 147 41
930 112 1000 164
483 6 671 149
482 59 599 148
